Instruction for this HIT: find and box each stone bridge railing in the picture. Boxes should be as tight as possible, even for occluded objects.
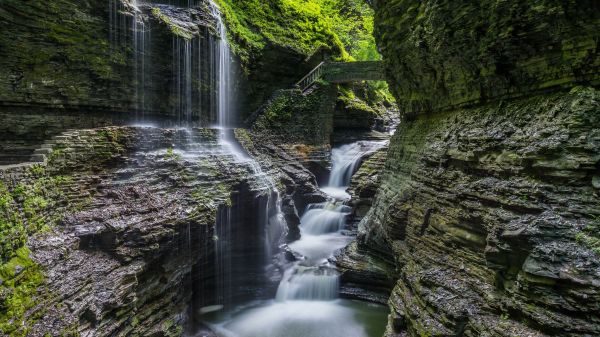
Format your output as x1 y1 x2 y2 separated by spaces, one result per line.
295 61 385 91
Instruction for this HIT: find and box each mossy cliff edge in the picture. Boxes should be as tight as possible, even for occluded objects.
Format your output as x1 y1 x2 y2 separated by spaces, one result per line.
373 0 600 117
0 1 131 111
348 1 600 336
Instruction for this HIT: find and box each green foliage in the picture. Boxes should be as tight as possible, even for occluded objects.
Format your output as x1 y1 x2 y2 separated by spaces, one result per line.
165 147 181 160
576 217 600 255
215 0 380 64
264 93 294 122
0 182 26 265
262 88 329 124
366 81 395 104
313 0 381 61
0 175 71 263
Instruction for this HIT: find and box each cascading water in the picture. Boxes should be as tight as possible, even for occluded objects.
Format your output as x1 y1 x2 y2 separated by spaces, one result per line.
321 140 387 199
132 1 152 119
110 0 224 126
211 1 232 136
206 141 389 337
110 2 386 335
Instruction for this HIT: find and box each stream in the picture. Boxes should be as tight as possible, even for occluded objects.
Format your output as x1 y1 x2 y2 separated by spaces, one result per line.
203 141 388 337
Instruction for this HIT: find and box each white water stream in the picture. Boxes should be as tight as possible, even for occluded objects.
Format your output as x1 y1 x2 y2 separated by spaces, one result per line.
206 140 388 337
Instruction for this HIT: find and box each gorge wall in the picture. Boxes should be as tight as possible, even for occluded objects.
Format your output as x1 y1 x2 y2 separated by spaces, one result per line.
350 1 600 336
0 1 133 112
0 125 323 336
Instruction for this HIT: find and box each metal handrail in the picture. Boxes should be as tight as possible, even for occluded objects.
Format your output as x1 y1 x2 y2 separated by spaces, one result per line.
295 61 325 91
294 60 385 91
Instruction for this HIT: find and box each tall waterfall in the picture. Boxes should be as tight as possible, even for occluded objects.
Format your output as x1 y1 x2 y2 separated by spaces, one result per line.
210 1 232 133
109 0 287 318
132 1 151 118
109 0 227 126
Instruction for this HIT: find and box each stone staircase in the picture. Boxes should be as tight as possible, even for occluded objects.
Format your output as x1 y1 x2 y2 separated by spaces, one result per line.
0 134 66 168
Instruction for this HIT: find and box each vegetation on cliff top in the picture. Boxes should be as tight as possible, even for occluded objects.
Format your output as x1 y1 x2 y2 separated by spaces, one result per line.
215 0 380 63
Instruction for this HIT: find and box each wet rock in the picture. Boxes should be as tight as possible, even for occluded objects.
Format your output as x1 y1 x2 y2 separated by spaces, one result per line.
334 242 395 305
593 175 600 189
358 89 600 336
367 1 600 335
373 0 600 118
0 126 278 337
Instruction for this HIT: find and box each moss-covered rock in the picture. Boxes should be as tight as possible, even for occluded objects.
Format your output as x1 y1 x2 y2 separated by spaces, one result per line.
361 86 600 337
373 0 600 117
0 0 132 111
251 83 337 146
353 1 600 336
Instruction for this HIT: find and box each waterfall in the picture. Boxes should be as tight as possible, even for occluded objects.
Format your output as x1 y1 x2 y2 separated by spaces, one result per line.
322 140 386 199
205 141 389 337
215 3 231 132
272 141 387 302
275 266 339 301
173 37 194 125
109 0 228 126
130 1 153 120
299 203 349 235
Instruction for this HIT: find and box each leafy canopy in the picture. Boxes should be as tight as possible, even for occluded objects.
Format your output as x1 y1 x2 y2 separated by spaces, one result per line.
215 0 380 63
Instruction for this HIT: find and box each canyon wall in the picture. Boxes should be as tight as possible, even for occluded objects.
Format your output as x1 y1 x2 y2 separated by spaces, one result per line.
0 126 321 336
0 1 133 112
354 1 600 336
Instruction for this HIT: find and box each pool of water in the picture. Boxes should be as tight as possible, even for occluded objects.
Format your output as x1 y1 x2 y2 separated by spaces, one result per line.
203 299 389 337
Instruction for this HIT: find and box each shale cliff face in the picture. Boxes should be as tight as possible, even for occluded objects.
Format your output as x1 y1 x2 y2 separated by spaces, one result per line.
0 1 132 111
354 1 600 336
0 127 316 336
374 0 600 116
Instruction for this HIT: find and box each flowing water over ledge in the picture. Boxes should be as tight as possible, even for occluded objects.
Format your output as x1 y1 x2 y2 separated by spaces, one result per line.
201 140 389 337
108 2 389 335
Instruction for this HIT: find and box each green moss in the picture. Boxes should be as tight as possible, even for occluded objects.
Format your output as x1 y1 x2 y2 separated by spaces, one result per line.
0 173 76 264
28 164 46 178
165 147 182 161
0 182 27 264
1 0 124 83
263 93 295 122
576 218 600 255
151 7 194 40
216 0 379 64
192 181 232 210
0 247 45 337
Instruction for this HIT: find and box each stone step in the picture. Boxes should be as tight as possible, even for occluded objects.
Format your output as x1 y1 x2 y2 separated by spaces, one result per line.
30 154 46 163
0 154 33 165
33 148 53 156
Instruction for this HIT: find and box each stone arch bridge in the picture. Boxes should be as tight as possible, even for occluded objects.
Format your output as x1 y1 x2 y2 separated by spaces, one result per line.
295 61 385 91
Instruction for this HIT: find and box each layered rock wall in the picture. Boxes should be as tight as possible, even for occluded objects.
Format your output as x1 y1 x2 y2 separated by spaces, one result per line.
0 127 288 336
375 0 600 116
354 1 600 336
0 1 132 111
